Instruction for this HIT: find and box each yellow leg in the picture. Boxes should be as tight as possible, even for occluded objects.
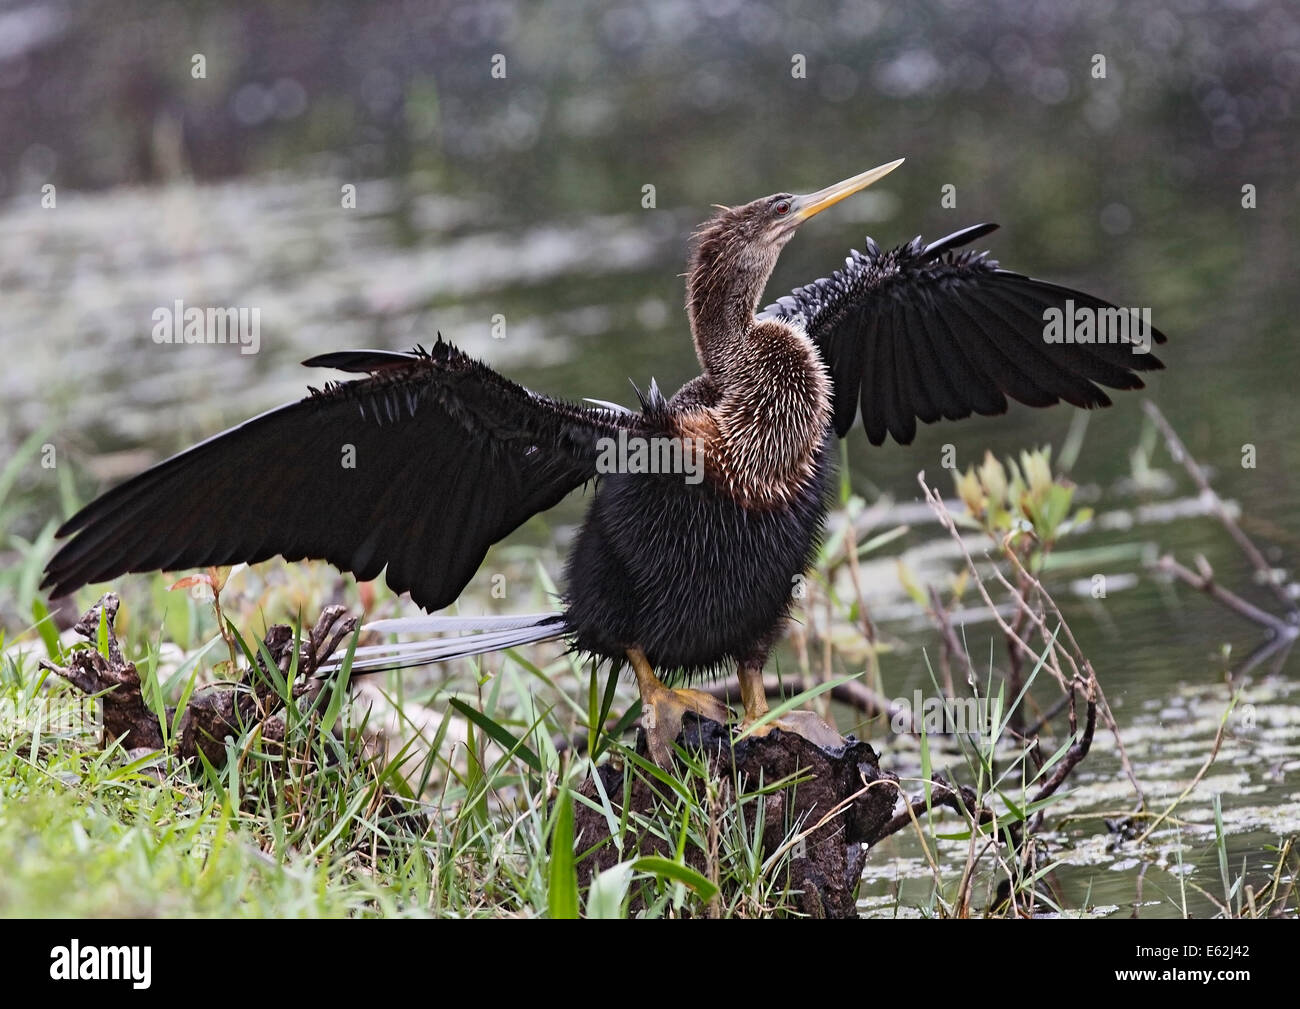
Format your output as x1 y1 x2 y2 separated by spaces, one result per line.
629 647 732 767
738 660 770 722
737 660 846 751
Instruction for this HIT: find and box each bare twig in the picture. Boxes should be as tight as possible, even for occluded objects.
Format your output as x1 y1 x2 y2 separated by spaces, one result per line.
918 479 1053 680
1022 690 1073 738
927 584 984 689
1027 679 1097 830
866 775 992 844
1156 554 1299 641
843 524 878 646
919 474 1144 802
996 540 1145 807
1143 400 1298 619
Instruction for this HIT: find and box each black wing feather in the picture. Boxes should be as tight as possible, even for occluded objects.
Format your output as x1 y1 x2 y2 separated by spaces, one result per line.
858 311 887 446
43 339 641 611
761 224 1166 444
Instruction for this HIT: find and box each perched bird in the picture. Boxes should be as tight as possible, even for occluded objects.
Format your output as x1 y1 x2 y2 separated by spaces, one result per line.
43 161 1165 764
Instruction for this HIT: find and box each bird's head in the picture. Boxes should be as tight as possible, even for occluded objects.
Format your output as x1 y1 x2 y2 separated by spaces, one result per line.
694 159 905 263
687 159 904 347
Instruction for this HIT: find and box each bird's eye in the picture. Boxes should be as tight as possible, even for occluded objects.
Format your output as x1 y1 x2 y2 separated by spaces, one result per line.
774 200 791 216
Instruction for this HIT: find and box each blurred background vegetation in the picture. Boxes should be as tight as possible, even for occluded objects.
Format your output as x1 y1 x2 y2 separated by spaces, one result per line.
3 0 1297 677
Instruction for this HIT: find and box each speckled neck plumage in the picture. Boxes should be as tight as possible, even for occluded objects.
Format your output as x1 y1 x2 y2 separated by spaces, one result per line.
680 206 832 509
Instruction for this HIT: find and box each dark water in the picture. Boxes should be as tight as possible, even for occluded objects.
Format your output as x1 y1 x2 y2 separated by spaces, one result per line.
2 0 1297 915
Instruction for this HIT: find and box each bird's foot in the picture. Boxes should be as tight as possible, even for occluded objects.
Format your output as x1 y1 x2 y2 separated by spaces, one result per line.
741 709 846 752
640 684 733 767
628 646 733 766
736 659 846 751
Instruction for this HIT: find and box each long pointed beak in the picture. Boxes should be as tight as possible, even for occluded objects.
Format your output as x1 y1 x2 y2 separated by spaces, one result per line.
792 158 905 222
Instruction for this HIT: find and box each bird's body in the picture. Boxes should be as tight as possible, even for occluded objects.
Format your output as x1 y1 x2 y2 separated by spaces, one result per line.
42 160 1167 762
563 400 835 678
567 204 839 679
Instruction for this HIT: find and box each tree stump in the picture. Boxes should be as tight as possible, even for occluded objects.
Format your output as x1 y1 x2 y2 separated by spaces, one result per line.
573 714 898 918
38 592 356 764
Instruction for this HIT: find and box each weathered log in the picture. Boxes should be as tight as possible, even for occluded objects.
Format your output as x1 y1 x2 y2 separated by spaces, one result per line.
573 715 898 918
39 593 356 764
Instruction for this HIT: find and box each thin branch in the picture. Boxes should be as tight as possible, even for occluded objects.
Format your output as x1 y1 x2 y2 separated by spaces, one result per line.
1143 399 1298 618
866 776 992 844
1028 680 1097 824
1022 690 1072 737
918 479 1054 681
996 541 1145 808
927 584 984 689
1156 554 1299 640
843 521 878 646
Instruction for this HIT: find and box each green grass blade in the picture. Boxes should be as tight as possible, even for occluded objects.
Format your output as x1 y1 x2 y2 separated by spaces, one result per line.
321 626 359 734
548 785 579 919
31 598 61 662
447 697 542 774
735 673 859 740
632 856 719 901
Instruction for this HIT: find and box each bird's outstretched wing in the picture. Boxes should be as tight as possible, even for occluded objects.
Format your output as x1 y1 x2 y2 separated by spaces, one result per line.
43 338 640 611
760 223 1166 445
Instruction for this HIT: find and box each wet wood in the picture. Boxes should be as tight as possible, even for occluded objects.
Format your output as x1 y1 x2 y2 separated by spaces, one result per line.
573 715 899 918
39 593 356 765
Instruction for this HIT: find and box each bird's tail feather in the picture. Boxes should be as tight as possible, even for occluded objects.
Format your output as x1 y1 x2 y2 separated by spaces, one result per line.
321 612 567 674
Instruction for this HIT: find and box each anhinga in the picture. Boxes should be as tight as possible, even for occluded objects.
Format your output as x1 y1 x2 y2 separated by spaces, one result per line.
42 160 1165 764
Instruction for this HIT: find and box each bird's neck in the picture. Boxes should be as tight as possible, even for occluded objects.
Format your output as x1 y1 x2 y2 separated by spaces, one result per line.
684 230 832 506
686 237 778 382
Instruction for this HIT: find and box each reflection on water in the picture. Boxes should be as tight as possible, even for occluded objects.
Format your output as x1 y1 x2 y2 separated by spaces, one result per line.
1 0 1297 914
